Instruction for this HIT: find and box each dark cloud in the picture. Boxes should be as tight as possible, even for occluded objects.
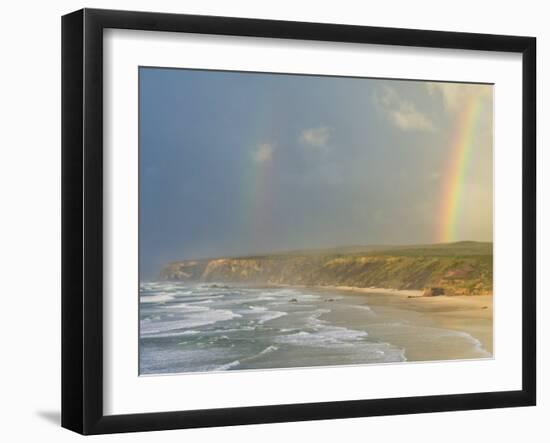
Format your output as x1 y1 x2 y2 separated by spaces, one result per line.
139 68 493 277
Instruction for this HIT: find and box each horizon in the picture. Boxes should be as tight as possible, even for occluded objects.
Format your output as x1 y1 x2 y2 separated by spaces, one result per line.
139 68 493 278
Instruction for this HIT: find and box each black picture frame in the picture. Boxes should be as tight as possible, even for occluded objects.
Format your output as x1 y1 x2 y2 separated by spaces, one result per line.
62 8 536 435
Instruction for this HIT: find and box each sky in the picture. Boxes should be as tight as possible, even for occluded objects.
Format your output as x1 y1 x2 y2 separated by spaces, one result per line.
139 67 493 278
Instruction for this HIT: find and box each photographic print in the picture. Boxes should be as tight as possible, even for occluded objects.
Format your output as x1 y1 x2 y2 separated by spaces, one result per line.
139 67 493 375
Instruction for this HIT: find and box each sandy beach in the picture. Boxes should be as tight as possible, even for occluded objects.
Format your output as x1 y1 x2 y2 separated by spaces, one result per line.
306 285 493 361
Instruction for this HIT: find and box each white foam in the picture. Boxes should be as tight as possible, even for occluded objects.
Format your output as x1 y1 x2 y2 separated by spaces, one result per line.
296 293 322 301
248 295 276 302
215 360 241 371
275 326 368 348
163 303 210 312
210 325 256 333
258 311 287 324
258 345 278 356
141 283 181 292
140 294 175 303
452 331 492 357
242 345 280 363
172 290 194 296
141 309 241 336
304 309 331 329
362 343 407 362
179 330 200 335
258 289 300 297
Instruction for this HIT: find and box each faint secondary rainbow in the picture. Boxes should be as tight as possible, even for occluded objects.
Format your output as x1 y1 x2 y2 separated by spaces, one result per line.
436 95 485 243
240 112 278 245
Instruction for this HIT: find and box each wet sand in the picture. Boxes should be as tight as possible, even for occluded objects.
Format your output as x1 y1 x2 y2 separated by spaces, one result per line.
300 285 493 361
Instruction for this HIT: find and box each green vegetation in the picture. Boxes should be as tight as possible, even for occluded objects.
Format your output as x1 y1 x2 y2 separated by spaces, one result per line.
160 242 493 295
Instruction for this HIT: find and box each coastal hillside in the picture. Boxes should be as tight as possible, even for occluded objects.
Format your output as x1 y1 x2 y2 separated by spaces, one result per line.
160 241 493 295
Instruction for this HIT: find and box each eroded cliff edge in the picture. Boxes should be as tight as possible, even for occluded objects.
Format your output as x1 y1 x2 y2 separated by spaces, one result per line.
159 242 493 296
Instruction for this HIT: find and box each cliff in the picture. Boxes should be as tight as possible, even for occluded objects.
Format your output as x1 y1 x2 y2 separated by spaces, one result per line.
160 241 493 296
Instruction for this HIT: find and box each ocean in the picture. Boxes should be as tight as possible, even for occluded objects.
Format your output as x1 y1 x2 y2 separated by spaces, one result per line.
139 281 490 375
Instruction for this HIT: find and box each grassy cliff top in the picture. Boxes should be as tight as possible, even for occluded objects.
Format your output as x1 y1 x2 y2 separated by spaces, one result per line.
232 241 492 260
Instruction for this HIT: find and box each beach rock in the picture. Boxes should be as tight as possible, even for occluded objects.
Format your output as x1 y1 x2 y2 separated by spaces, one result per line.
423 287 445 297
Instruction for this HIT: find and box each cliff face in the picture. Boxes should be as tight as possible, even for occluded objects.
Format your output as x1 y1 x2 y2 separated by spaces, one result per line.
159 243 493 295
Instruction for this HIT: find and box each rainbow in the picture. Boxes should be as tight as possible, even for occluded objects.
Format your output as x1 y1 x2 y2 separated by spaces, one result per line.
436 95 485 243
240 109 278 246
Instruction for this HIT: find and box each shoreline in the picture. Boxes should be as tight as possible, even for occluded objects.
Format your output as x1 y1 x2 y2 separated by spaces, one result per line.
273 283 493 358
310 285 424 297
271 282 421 297
274 282 492 298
